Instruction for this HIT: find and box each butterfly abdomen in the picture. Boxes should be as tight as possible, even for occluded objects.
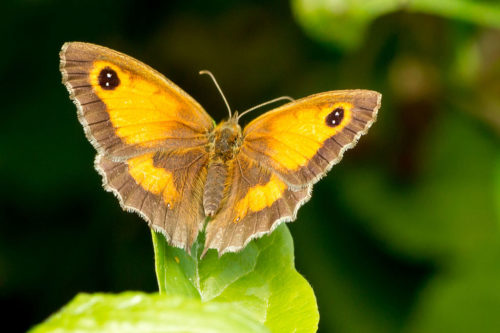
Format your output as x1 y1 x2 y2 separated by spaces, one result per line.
203 160 229 217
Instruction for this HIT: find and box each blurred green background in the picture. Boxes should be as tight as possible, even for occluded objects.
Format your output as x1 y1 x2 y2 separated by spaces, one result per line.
1 0 499 332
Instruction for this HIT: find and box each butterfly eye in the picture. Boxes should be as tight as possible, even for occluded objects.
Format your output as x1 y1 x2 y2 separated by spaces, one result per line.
325 107 344 127
98 67 120 90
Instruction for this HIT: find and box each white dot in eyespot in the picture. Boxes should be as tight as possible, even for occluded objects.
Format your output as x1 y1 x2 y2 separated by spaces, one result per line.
107 73 112 78
332 120 336 124
105 82 110 87
335 112 339 116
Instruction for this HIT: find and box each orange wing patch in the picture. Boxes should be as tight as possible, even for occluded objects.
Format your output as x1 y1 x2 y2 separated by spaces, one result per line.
233 174 287 222
250 101 353 170
127 153 179 207
89 61 196 148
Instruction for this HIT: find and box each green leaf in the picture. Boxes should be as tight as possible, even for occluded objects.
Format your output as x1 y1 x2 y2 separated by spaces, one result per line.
29 292 269 333
152 224 319 333
292 0 399 50
291 0 500 50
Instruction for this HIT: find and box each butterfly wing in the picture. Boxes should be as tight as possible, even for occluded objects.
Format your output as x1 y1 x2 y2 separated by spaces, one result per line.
241 90 381 187
204 155 311 255
60 42 213 251
203 90 380 255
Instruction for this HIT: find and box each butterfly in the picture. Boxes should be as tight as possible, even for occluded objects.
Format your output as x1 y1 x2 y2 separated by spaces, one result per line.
60 42 381 256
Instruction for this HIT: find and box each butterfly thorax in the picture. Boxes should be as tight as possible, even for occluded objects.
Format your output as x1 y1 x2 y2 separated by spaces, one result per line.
203 119 242 217
212 119 242 159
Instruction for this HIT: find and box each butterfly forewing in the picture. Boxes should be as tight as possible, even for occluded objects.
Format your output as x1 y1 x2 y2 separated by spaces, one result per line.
241 90 381 187
60 42 214 159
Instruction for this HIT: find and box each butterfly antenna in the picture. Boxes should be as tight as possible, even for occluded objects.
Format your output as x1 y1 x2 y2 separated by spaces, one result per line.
237 96 295 121
199 70 232 118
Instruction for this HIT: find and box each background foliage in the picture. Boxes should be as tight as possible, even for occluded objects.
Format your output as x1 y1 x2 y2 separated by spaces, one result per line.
1 0 499 332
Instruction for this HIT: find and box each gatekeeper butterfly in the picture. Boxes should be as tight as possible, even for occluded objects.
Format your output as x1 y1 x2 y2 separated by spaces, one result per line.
60 42 381 256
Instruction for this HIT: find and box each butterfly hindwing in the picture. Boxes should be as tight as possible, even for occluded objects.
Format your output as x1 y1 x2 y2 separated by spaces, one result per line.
203 155 311 255
97 148 209 252
241 90 381 187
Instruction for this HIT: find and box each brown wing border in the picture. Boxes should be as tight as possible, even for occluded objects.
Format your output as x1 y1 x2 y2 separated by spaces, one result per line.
216 185 312 256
